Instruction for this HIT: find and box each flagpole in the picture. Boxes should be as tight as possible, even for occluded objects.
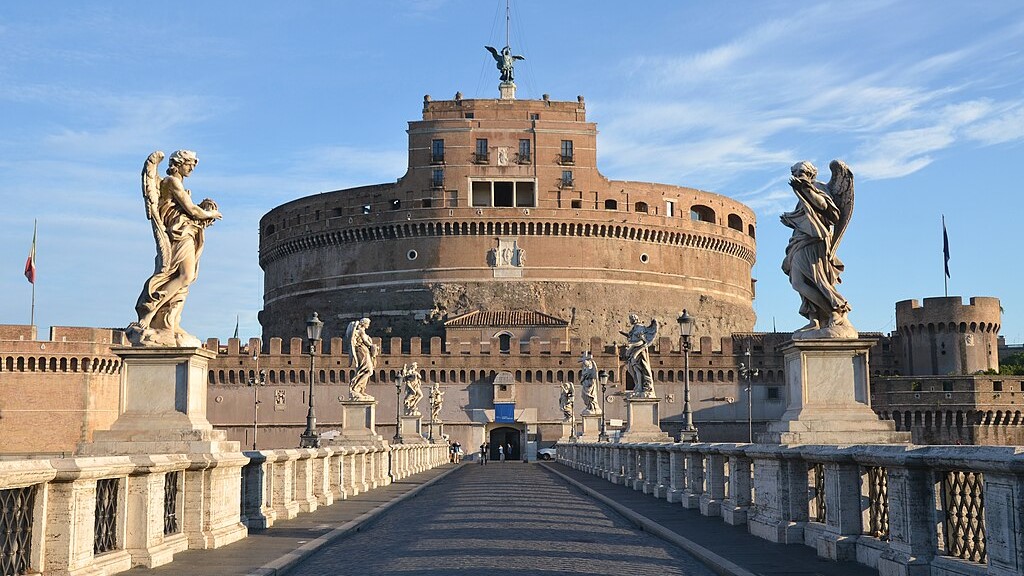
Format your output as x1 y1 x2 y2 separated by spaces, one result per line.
30 220 37 327
942 215 948 297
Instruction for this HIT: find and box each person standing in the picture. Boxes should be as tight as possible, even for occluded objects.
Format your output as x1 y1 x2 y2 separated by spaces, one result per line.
498 444 505 463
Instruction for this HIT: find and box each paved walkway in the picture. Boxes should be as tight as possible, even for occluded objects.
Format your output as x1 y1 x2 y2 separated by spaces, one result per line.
134 461 882 576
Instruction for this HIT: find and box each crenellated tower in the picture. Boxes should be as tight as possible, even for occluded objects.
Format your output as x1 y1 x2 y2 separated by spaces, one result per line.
896 296 1001 376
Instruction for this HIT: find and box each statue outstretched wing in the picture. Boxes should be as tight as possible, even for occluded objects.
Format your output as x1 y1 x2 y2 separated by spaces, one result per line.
141 151 171 269
826 160 854 259
644 318 659 345
485 46 500 61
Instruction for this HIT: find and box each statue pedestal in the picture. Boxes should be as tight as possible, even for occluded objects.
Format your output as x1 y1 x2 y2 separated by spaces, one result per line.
499 81 516 100
429 421 444 443
398 414 428 444
558 420 577 442
78 347 247 555
333 400 385 446
619 397 672 443
578 413 603 441
759 339 910 445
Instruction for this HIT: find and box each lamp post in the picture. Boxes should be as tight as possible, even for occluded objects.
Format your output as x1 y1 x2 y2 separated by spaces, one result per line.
247 347 266 451
740 341 759 443
598 370 609 442
299 312 323 448
393 375 404 444
676 309 698 442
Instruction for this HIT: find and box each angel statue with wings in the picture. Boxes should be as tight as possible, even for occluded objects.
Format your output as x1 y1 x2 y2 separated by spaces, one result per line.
346 318 377 400
621 315 659 398
399 362 424 417
485 45 525 84
781 160 857 339
127 150 221 347
559 381 575 422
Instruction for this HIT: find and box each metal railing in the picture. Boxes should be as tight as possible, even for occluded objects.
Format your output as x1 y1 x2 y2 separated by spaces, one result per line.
0 485 36 576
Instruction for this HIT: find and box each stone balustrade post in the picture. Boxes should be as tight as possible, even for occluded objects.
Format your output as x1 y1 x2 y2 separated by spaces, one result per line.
655 446 671 499
700 448 726 517
876 459 937 576
807 447 863 562
293 449 318 513
124 456 191 568
667 447 687 503
982 469 1024 576
681 450 704 509
642 446 658 494
747 445 807 544
722 449 752 526
241 451 276 529
270 450 300 521
312 447 333 506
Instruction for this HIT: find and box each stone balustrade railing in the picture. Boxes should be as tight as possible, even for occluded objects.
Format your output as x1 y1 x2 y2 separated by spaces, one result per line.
558 442 1024 576
0 442 449 576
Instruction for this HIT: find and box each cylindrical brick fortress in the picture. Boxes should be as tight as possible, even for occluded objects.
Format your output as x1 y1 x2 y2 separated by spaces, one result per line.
896 296 1001 375
259 95 757 343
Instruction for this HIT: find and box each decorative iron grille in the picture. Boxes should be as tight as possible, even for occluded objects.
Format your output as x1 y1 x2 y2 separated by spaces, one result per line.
865 466 890 540
941 470 986 564
1 485 37 576
164 472 180 535
811 463 827 523
94 478 119 555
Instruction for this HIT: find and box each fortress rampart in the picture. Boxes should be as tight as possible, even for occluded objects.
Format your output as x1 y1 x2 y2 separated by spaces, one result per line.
896 296 1001 375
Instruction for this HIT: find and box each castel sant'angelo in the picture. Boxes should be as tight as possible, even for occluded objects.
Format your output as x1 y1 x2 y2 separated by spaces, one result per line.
258 90 757 345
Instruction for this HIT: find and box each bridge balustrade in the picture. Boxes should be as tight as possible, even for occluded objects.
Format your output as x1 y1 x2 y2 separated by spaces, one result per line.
0 442 449 575
558 442 1024 576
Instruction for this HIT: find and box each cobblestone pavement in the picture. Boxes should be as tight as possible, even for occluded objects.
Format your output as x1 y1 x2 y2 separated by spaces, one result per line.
288 463 718 576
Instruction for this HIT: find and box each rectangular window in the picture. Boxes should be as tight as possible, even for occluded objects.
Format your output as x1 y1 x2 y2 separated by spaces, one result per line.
390 200 400 210
421 198 432 208
447 190 458 208
518 139 531 163
560 140 574 164
767 387 780 401
431 169 444 188
994 381 1003 392
515 182 535 207
494 181 514 207
475 138 489 163
529 113 540 120
665 201 675 218
571 199 582 209
561 170 573 187
472 181 491 207
471 180 537 207
464 112 474 119
942 381 953 392
431 139 444 163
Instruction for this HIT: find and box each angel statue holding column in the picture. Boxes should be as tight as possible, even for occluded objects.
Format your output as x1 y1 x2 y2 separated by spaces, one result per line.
780 160 858 340
127 150 221 347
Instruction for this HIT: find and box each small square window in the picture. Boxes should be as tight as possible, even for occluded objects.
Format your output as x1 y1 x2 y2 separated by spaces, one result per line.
994 381 1003 392
390 199 400 210
362 205 371 214
529 113 540 120
570 199 582 209
767 387 780 401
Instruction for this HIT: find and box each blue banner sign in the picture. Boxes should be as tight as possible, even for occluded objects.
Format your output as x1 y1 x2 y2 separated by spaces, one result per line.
494 403 515 423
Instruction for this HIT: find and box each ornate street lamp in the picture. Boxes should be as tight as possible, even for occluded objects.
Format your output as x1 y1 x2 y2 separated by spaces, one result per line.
299 312 323 448
740 340 759 443
393 373 404 444
676 309 698 442
598 370 609 442
247 346 266 451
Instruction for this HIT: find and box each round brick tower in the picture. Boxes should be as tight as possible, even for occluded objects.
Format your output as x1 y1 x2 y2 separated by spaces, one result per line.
896 296 1001 376
259 94 757 343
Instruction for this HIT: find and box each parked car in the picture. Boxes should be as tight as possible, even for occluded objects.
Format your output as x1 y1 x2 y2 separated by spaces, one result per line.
537 447 557 460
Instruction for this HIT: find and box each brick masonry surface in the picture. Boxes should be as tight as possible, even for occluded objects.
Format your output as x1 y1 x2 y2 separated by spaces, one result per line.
288 463 717 576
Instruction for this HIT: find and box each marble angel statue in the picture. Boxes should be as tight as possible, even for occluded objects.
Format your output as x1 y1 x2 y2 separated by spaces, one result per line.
399 362 424 417
127 150 221 347
346 317 377 400
621 315 658 398
780 160 857 339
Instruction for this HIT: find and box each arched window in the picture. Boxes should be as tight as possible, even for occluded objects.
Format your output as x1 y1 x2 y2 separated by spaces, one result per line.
604 199 618 210
634 201 649 214
727 214 743 231
496 332 513 353
690 205 716 223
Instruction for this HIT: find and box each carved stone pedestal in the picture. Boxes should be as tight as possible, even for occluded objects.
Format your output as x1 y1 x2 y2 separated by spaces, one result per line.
333 400 385 446
759 339 910 445
398 415 428 444
558 420 576 443
619 397 672 443
499 81 516 100
78 347 247 559
578 413 602 441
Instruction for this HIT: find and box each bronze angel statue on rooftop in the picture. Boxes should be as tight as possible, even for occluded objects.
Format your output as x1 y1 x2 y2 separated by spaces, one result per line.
485 45 525 84
780 160 857 339
127 150 221 347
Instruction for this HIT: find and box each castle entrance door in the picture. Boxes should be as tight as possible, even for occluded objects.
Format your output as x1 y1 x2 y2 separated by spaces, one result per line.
489 426 521 461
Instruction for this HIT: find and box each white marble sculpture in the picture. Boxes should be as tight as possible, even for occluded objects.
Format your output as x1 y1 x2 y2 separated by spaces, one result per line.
346 317 377 400
622 314 658 398
429 382 444 422
781 160 857 339
579 352 600 415
400 362 423 417
127 150 221 347
559 381 575 421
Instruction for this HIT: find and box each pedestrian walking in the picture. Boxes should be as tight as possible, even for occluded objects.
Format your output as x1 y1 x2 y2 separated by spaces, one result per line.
479 443 488 465
499 444 505 462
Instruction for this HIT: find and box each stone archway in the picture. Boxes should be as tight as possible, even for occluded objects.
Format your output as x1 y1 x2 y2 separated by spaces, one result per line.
489 426 521 461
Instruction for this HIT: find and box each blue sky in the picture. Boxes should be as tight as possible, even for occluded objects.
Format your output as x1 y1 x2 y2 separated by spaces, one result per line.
2 1 1023 343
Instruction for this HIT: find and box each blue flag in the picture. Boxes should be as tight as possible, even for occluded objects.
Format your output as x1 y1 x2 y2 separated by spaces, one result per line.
943 218 950 279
